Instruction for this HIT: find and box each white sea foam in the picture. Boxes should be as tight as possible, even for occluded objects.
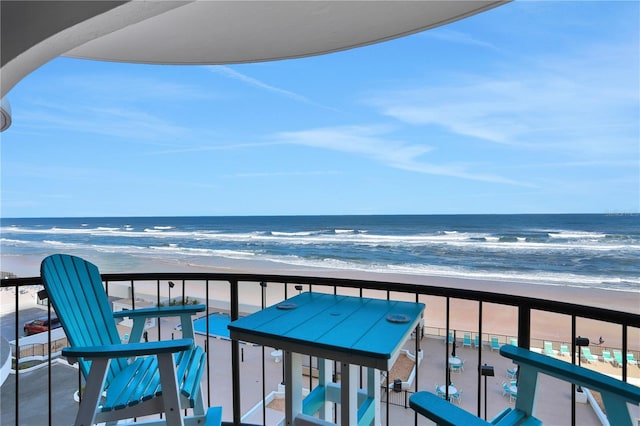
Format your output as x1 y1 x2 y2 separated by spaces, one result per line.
259 252 639 291
271 231 316 237
148 245 255 259
547 230 607 239
2 225 637 253
42 240 82 248
2 216 638 293
334 229 356 234
0 238 30 245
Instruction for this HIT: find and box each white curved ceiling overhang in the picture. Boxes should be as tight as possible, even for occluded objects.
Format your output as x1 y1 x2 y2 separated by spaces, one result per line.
0 0 508 132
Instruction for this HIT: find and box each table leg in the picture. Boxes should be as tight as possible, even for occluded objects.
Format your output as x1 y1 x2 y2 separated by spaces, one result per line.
318 358 332 421
368 368 381 426
285 351 303 425
341 362 358 425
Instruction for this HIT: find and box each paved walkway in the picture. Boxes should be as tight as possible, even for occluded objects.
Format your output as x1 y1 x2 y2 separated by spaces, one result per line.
1 361 79 425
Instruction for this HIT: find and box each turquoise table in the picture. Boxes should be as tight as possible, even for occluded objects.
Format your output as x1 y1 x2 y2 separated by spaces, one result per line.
228 292 425 426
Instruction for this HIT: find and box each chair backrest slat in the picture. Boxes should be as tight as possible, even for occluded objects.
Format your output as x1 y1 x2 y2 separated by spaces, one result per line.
41 254 128 382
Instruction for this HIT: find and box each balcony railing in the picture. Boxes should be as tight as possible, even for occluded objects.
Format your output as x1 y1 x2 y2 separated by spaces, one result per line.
2 272 639 426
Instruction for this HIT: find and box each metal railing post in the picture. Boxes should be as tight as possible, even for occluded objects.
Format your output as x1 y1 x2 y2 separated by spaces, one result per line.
518 304 531 349
47 305 53 426
230 279 241 425
622 324 628 382
477 301 483 418
445 297 450 400
571 315 577 426
14 281 20 426
414 292 420 426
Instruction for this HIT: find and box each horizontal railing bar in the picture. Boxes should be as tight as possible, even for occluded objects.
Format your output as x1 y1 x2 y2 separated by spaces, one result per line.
3 273 639 328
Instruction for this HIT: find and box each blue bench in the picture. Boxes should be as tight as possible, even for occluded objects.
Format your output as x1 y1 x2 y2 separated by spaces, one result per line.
500 345 640 426
409 392 539 426
302 381 376 426
410 345 640 426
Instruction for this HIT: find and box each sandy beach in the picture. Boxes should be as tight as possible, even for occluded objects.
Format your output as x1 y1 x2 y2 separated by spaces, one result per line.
2 253 639 353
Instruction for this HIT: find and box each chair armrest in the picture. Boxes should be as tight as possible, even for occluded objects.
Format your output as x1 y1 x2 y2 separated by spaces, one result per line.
409 392 489 426
62 338 193 360
113 304 206 319
500 345 640 403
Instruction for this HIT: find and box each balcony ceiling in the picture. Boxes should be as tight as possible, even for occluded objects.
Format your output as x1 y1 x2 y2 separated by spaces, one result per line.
0 0 507 131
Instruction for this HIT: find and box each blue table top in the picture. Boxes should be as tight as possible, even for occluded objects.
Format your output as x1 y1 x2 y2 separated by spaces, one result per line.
228 292 425 370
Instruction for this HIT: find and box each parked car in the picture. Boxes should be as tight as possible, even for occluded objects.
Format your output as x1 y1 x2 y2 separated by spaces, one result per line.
23 315 62 335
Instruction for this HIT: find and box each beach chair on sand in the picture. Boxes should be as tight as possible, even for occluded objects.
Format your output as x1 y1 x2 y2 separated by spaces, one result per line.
581 347 598 363
41 254 221 426
602 350 615 365
463 333 472 348
627 353 638 366
543 341 558 356
613 350 624 367
490 336 500 352
502 382 510 396
559 344 570 357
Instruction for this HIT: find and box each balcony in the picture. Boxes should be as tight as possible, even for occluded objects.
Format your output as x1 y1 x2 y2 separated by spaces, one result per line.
2 272 639 425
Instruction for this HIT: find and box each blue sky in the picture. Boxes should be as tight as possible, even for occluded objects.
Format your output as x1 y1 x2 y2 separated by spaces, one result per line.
1 1 638 218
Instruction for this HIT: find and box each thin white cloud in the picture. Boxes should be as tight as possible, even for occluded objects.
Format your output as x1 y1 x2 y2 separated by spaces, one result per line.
425 29 502 52
61 73 213 102
208 65 336 110
149 141 285 155
274 125 530 186
369 42 639 160
17 100 189 144
503 159 639 170
228 170 342 178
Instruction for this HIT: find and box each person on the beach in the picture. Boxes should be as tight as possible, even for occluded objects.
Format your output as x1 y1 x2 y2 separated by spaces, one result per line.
598 336 605 345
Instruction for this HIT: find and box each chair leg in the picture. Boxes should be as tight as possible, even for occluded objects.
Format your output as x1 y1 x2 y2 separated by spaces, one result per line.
192 385 206 416
157 353 185 426
75 358 110 426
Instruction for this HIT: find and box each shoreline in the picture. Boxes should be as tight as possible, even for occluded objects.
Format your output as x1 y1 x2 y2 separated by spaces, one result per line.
2 254 639 351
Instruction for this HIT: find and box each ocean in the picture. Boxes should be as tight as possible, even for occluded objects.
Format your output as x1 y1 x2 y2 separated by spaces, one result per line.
1 214 638 292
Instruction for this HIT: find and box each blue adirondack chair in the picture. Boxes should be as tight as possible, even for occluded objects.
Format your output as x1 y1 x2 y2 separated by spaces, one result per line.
41 254 221 426
411 345 640 426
